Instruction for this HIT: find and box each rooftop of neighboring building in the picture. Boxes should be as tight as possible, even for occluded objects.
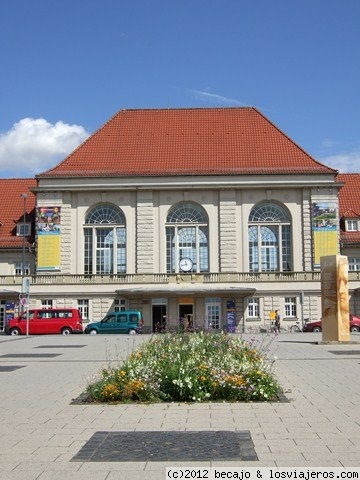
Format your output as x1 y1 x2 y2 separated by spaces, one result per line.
337 173 360 246
0 178 37 248
337 173 360 218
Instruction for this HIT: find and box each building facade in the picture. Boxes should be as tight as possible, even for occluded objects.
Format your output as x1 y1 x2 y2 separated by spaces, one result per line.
1 108 359 333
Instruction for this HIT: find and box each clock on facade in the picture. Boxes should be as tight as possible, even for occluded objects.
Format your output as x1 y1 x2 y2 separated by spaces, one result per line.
179 257 193 272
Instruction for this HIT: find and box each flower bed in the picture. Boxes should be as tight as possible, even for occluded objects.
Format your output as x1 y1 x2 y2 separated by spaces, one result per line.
85 332 279 403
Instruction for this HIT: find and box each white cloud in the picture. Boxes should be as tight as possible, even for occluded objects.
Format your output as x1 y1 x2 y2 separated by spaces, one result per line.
0 118 90 177
187 88 247 106
320 138 338 149
318 151 360 173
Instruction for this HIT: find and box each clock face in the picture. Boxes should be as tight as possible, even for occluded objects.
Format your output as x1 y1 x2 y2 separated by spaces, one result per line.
179 257 193 272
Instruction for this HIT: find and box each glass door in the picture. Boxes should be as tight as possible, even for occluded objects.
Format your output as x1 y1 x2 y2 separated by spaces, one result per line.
205 299 221 330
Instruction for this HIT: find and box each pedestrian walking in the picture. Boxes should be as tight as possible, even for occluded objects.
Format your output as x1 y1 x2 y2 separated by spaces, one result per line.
274 310 281 335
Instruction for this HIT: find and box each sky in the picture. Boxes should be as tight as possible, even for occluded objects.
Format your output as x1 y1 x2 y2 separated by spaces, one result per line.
0 0 359 177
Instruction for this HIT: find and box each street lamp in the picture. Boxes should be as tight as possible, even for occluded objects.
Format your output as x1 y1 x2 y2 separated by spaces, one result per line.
21 193 27 283
20 193 29 335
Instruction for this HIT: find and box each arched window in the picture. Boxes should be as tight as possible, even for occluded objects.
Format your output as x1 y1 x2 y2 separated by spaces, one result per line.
248 202 292 272
84 204 126 275
166 202 209 273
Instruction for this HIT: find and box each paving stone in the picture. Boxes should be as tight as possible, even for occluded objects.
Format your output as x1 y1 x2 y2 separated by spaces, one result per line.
71 430 258 462
1 333 360 474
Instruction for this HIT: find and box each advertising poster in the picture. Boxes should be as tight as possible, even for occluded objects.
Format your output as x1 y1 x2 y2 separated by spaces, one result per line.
312 203 338 267
36 207 61 271
5 301 15 323
226 300 236 333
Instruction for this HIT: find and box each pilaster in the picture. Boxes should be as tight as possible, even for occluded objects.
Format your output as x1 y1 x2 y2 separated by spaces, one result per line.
136 191 155 273
219 190 237 272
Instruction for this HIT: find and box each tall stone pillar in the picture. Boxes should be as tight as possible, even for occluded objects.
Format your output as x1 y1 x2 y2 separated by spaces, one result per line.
320 255 350 343
136 191 154 274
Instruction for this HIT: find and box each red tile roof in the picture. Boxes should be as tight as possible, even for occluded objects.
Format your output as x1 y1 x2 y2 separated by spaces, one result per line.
38 108 337 178
0 179 37 248
337 173 360 217
340 232 360 246
337 173 360 246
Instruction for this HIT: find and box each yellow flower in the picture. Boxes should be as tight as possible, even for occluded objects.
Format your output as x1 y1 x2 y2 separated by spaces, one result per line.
102 383 121 400
123 379 145 399
224 374 245 386
198 363 208 370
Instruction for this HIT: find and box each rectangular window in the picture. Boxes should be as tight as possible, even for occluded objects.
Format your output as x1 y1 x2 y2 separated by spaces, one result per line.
281 225 292 271
248 297 260 318
16 223 31 236
41 299 53 309
84 229 93 275
15 263 31 275
261 225 278 272
77 299 89 321
199 226 209 272
114 298 126 312
349 257 360 271
249 226 259 272
96 228 113 274
179 226 196 272
285 297 297 317
346 220 358 231
166 226 175 273
116 227 126 273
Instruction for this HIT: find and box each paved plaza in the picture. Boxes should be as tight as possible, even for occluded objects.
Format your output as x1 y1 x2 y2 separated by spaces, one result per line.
0 331 359 479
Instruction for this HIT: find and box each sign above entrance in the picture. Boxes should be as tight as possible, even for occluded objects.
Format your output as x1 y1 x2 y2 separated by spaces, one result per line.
178 297 194 304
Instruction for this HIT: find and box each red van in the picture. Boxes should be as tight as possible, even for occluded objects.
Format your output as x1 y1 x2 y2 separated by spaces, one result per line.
5 308 83 335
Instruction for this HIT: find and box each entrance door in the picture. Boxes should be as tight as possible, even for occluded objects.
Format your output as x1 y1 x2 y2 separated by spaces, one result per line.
179 304 193 331
152 305 167 333
0 305 5 333
205 301 221 330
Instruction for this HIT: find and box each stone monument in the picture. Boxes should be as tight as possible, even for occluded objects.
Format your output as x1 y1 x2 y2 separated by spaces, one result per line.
320 255 350 343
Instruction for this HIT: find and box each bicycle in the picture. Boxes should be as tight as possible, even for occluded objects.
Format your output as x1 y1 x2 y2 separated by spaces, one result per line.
289 321 302 333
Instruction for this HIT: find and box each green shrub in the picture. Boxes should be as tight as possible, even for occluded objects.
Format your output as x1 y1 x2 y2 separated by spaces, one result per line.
86 332 279 403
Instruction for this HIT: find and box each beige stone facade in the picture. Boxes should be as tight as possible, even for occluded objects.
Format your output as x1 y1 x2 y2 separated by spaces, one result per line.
7 174 355 333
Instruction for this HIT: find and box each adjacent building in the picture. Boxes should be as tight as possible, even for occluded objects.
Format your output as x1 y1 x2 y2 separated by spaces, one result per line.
0 108 359 333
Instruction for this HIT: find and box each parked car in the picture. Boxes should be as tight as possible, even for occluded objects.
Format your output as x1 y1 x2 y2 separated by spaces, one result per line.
303 314 360 333
5 308 83 335
84 310 144 335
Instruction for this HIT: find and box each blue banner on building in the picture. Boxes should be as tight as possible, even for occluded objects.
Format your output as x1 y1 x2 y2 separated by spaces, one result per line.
226 300 236 333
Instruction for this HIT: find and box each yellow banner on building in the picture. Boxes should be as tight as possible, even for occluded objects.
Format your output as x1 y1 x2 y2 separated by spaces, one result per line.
37 235 61 271
312 202 338 267
313 230 338 266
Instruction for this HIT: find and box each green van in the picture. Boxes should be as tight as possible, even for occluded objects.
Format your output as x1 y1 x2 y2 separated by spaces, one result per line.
84 310 144 335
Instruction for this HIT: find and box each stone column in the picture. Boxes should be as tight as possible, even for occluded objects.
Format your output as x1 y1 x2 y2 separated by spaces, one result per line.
320 255 350 343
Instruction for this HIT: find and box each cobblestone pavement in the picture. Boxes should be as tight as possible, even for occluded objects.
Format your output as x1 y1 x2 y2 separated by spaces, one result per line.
0 331 359 479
